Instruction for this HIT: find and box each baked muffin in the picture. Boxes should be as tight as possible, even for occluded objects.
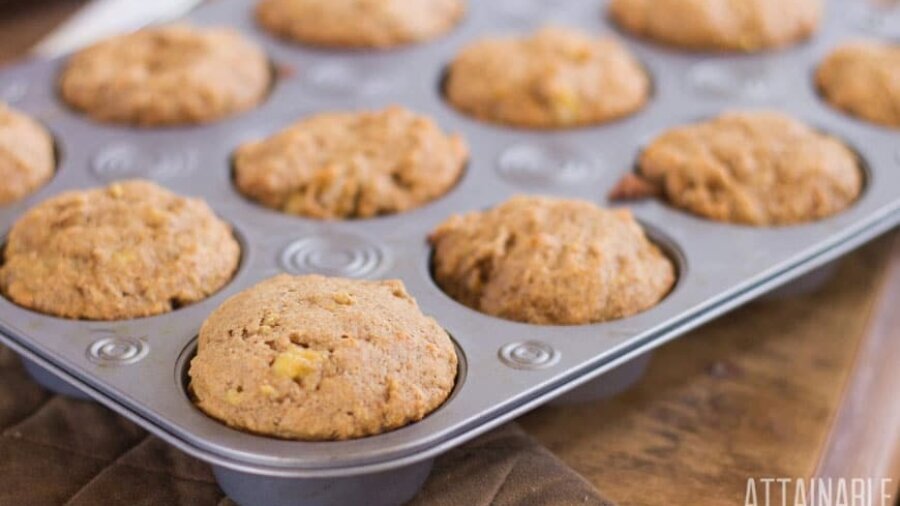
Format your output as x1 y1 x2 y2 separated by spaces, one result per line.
256 0 465 48
637 111 863 226
0 103 54 204
444 27 650 129
816 41 900 128
59 25 271 126
0 180 240 320
233 106 468 219
609 0 821 52
189 274 457 440
429 196 674 325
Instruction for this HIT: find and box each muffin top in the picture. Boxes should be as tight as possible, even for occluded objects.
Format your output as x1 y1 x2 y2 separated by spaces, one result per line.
444 27 650 129
0 103 54 205
234 106 468 219
816 40 900 128
609 0 821 52
637 111 863 226
429 196 674 325
189 274 458 440
256 0 465 48
59 25 271 126
0 180 240 320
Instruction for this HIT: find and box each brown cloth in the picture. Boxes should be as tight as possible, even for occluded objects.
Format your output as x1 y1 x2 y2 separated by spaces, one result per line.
0 344 609 506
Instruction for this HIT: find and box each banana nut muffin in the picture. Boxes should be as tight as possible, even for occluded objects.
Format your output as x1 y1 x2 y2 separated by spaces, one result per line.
189 274 458 440
816 41 900 128
637 111 863 226
0 180 240 320
429 196 675 325
59 25 271 126
609 0 821 52
444 27 650 129
0 103 54 205
256 0 465 48
233 106 468 219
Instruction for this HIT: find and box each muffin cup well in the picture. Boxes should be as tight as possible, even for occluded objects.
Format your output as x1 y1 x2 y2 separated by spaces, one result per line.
175 332 466 505
177 331 468 440
20 355 92 400
762 260 839 300
549 352 653 405
213 460 433 506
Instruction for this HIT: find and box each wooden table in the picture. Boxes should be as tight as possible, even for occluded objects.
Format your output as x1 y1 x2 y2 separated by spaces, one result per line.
2 3 899 505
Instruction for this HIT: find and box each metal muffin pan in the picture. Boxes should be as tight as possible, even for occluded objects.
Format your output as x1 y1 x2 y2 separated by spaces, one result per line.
0 0 899 504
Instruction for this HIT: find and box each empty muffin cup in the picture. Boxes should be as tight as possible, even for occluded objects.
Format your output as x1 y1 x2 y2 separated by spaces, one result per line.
550 352 653 405
20 356 92 400
213 459 433 506
763 261 839 300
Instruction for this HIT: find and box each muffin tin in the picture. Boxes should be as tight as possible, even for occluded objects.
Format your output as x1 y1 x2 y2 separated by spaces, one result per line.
0 0 899 505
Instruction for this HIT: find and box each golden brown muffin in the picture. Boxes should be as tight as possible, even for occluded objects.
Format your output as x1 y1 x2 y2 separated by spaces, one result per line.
0 103 54 205
233 106 468 219
0 180 240 320
609 0 821 52
429 196 674 325
816 41 900 128
59 25 271 126
256 0 465 48
637 111 863 226
444 27 650 129
189 274 458 440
